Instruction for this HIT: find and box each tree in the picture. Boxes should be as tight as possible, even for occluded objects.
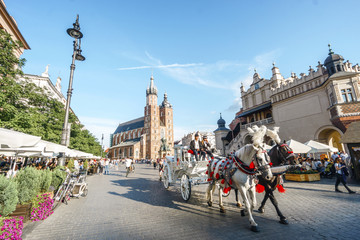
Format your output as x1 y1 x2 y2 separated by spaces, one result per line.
0 29 104 156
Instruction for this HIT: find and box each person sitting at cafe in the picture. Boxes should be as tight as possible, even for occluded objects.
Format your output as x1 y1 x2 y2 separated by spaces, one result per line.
190 133 205 161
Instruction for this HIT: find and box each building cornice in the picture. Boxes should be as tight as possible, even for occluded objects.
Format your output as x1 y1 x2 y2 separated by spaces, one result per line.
0 1 30 49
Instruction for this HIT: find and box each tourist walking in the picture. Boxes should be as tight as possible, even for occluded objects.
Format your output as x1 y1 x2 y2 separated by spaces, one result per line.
104 159 110 175
115 159 119 171
99 159 104 175
334 157 355 194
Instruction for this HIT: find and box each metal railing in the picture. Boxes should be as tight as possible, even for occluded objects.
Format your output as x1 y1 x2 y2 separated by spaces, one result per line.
240 117 274 129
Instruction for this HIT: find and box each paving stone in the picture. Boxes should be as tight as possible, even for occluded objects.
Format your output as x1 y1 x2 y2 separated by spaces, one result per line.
23 164 360 240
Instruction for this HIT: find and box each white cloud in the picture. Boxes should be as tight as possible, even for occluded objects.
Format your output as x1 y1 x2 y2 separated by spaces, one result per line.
79 116 119 149
117 63 203 71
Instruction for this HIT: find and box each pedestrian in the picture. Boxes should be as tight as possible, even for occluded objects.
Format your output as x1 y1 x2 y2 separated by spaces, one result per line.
104 159 110 175
99 159 104 175
115 159 119 171
334 157 355 194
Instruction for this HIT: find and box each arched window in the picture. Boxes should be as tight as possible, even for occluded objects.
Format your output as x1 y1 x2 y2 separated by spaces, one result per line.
266 113 272 118
337 65 341 71
250 117 255 122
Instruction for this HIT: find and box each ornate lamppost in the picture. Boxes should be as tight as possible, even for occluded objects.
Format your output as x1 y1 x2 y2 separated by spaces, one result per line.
59 15 85 166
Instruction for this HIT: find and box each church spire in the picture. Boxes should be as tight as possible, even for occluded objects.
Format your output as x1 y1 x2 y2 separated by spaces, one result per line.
146 74 158 96
161 91 172 108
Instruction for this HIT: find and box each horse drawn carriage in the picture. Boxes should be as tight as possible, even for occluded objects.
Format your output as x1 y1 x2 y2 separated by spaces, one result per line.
162 126 300 232
162 145 216 201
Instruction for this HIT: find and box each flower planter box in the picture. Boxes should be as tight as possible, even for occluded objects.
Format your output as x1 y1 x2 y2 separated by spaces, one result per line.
285 173 320 182
8 203 32 223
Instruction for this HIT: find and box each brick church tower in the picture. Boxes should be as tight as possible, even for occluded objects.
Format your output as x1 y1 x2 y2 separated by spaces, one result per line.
144 75 160 159
160 92 174 157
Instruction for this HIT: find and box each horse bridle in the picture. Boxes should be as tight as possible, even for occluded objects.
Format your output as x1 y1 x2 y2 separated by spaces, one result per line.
254 148 271 174
276 144 295 165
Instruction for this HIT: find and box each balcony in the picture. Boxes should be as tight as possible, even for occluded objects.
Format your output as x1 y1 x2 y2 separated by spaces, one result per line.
240 117 274 129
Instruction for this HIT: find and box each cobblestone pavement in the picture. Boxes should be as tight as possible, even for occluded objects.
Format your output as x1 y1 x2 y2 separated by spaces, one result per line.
23 164 360 240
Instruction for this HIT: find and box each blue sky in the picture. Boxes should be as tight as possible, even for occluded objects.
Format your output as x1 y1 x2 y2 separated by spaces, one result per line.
6 0 360 148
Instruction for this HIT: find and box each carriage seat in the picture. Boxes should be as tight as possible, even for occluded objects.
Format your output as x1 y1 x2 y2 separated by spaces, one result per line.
187 150 200 155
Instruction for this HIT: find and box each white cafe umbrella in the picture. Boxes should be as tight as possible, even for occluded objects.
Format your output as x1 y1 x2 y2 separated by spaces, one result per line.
0 128 41 148
0 128 43 176
304 140 338 153
286 139 311 154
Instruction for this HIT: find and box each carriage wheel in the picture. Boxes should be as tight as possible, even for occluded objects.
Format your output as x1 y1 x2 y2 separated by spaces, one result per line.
180 174 191 201
163 165 170 189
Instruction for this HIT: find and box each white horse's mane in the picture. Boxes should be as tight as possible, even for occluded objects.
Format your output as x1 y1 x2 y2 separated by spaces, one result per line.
266 127 281 144
247 125 267 147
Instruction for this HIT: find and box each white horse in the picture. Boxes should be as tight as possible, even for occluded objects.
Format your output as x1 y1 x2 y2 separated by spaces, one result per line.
206 126 273 232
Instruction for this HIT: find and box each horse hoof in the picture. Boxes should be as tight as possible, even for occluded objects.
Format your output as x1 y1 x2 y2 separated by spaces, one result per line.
279 218 289 225
236 203 242 208
258 208 265 213
241 209 245 217
220 208 226 213
207 201 212 207
250 225 259 232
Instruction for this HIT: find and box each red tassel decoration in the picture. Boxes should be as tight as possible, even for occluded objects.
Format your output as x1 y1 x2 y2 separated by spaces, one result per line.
229 179 233 185
249 162 255 169
206 171 208 174
210 172 214 177
215 173 220 179
221 179 225 184
277 184 286 193
256 184 265 193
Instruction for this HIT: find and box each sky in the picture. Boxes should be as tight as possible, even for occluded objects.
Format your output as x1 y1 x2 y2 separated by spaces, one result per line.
6 0 360 148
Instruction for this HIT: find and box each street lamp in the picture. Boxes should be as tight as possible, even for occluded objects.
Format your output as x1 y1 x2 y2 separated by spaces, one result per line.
59 15 85 166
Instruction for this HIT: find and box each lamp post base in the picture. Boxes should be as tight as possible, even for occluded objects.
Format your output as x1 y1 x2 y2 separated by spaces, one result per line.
58 152 66 166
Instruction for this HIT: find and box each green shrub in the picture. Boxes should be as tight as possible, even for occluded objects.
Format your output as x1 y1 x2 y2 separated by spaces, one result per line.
39 169 52 193
83 160 88 170
0 176 18 216
15 167 41 204
67 159 74 171
51 166 67 191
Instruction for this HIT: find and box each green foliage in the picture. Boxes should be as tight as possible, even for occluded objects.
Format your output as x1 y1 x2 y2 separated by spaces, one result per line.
67 159 74 171
83 160 88 170
0 176 18 216
39 169 52 193
51 167 67 191
0 28 104 156
15 167 41 204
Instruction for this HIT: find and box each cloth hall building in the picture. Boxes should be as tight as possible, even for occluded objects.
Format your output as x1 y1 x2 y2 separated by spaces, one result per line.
215 46 360 161
109 76 174 160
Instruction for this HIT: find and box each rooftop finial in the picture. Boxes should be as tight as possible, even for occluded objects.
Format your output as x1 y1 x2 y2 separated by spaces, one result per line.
328 43 334 55
272 61 276 67
254 68 257 73
220 113 222 119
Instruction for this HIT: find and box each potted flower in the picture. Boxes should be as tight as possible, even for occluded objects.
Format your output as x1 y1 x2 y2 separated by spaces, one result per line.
10 167 41 222
0 175 23 239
